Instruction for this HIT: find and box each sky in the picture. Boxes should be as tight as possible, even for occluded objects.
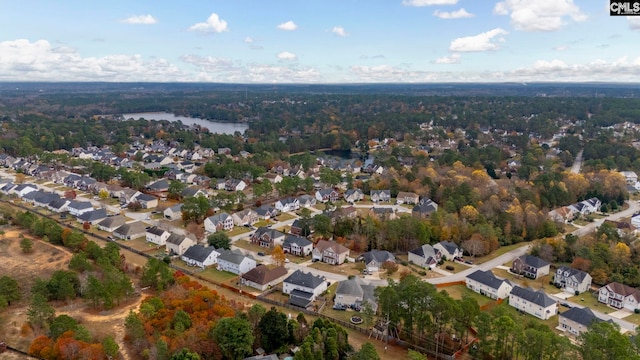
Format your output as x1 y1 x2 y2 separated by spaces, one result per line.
0 0 638 83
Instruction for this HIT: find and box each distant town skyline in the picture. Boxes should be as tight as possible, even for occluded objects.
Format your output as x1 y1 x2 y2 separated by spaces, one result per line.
1 1 638 83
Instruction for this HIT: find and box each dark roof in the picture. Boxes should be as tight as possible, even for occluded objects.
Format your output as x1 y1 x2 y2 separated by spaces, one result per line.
77 208 108 222
284 269 325 289
604 282 640 302
181 187 201 198
510 286 556 307
253 227 286 240
135 193 157 202
68 200 93 210
218 249 250 265
467 270 510 290
560 307 601 327
146 226 168 236
283 234 312 248
336 277 365 297
49 198 69 210
439 241 459 254
413 199 438 214
409 244 437 258
241 264 288 285
32 191 60 204
182 245 219 263
166 233 194 245
290 289 314 308
147 179 169 191
517 255 550 269
361 250 395 265
556 266 589 283
114 221 146 236
97 215 126 228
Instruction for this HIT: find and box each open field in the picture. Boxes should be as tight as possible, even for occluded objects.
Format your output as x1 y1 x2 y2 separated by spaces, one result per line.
226 226 251 237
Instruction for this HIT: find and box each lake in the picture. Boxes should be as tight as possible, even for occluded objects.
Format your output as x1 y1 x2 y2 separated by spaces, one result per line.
122 112 248 135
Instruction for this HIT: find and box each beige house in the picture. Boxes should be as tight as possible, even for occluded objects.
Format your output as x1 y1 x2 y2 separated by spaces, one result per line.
558 307 602 337
466 270 513 300
166 233 197 256
509 286 557 320
312 240 349 265
241 265 288 291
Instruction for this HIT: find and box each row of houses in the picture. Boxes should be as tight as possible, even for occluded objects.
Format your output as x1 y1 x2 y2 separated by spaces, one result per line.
548 197 602 223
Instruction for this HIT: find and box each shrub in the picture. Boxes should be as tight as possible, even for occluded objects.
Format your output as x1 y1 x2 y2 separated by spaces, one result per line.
400 261 408 266
445 265 455 271
419 271 427 276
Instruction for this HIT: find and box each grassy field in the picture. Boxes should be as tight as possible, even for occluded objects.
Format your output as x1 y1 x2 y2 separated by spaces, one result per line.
227 226 251 237
277 212 296 221
567 292 612 313
621 313 640 326
441 261 470 274
473 242 532 264
439 284 493 307
199 267 239 284
234 239 270 254
491 268 552 291
309 261 361 277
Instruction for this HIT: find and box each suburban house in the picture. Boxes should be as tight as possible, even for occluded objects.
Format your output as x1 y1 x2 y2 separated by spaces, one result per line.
283 270 328 308
77 208 108 225
225 179 246 192
548 206 577 223
335 276 379 312
255 205 278 220
204 213 234 233
283 235 313 256
96 215 126 233
412 198 438 218
598 282 640 310
251 227 286 248
263 173 283 184
217 249 256 275
558 307 603 337
147 179 170 193
568 197 602 216
466 270 513 300
290 219 311 237
181 187 207 199
67 200 94 217
297 195 317 208
166 233 197 256
511 255 550 279
232 209 258 227
433 241 462 261
408 244 441 269
133 193 158 209
359 250 395 273
368 207 396 221
275 197 300 213
163 203 183 221
620 171 638 185
508 286 558 320
553 266 592 294
240 265 288 291
396 191 420 205
312 240 349 265
13 183 37 197
343 189 364 203
181 245 221 269
146 226 171 246
315 189 339 203
370 190 391 203
48 198 70 213
114 221 147 240
330 206 358 223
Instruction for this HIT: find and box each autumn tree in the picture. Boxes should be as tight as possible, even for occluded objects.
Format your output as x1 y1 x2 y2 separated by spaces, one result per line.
271 244 286 266
381 260 398 275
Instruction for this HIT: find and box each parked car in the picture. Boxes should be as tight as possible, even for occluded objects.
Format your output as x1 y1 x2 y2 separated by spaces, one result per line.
257 252 265 256
107 236 115 241
333 304 347 311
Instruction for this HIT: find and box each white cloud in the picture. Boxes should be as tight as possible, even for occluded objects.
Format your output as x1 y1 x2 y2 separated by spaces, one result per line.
120 14 157 25
629 17 640 31
277 21 298 31
244 37 254 43
494 0 586 32
331 26 348 37
277 51 297 61
434 53 461 64
509 57 640 81
188 13 229 33
402 0 458 6
553 45 568 51
449 28 508 52
433 8 474 19
0 39 184 81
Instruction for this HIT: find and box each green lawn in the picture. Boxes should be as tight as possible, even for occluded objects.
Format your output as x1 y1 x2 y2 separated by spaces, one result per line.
439 284 492 307
227 227 251 237
621 313 640 326
254 220 271 227
491 269 551 291
199 268 240 284
234 239 270 254
567 292 611 313
473 242 532 264
490 302 560 333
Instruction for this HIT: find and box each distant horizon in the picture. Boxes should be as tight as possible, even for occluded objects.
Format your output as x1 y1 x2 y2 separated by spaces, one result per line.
1 1 638 83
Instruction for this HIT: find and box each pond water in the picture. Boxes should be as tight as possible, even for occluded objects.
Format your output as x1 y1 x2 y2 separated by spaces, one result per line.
122 112 249 135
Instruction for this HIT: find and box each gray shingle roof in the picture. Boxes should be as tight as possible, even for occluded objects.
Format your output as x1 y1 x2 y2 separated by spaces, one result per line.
285 269 325 289
439 241 459 255
217 249 249 265
467 270 510 290
146 226 168 236
361 250 395 265
518 255 550 269
556 266 589 283
77 208 107 222
560 307 601 327
182 245 219 263
114 221 146 236
283 234 312 248
68 200 93 210
97 215 126 228
510 286 556 307
336 277 365 297
166 233 194 245
409 244 437 258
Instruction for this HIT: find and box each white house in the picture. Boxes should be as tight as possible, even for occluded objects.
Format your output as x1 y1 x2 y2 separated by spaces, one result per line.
283 235 313 256
164 203 183 221
408 244 441 269
204 213 234 233
568 197 602 215
283 270 328 308
359 250 395 273
146 226 171 246
508 286 558 320
217 249 256 275
275 197 300 213
181 245 221 269
466 270 513 300
297 195 317 208
598 282 640 311
620 171 638 185
67 200 94 217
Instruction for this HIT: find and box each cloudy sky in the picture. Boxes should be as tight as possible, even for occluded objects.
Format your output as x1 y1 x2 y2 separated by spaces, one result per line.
0 0 638 83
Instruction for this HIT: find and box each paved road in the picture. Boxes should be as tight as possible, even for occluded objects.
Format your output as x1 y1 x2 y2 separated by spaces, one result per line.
571 149 584 174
